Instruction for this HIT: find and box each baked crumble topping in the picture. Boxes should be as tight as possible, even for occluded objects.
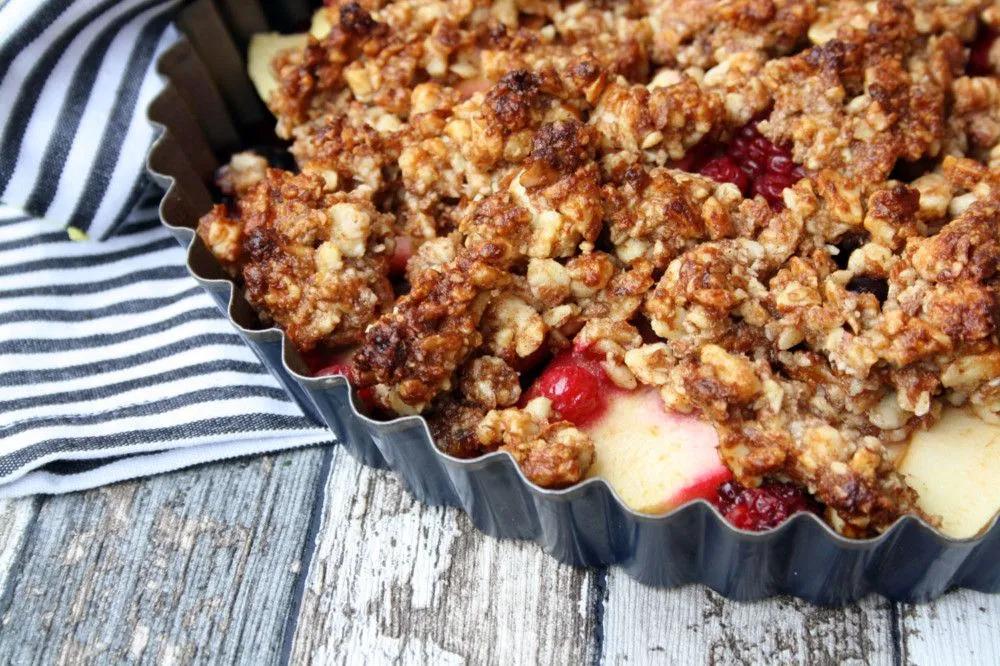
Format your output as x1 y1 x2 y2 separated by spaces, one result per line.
199 0 1000 536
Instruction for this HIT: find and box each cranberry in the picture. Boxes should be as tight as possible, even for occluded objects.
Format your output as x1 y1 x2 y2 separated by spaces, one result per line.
691 122 806 211
530 364 606 425
968 29 998 76
715 480 818 531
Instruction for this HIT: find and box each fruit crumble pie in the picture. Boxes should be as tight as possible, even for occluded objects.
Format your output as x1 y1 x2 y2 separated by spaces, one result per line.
198 0 1000 538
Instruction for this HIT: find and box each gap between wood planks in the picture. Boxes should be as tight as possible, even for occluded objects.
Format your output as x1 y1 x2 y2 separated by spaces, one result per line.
278 442 336 663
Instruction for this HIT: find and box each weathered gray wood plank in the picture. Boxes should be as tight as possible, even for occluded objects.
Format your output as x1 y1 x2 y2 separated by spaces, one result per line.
0 448 326 665
600 569 895 665
899 591 1000 666
0 498 39 597
1 445 993 665
290 447 598 664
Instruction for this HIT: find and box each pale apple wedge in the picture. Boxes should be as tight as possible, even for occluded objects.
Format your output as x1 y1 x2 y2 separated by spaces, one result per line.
583 389 730 514
247 32 309 105
898 409 1000 538
310 8 333 39
247 9 332 107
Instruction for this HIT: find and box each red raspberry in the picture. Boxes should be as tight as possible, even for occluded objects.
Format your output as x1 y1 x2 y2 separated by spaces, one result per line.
969 29 998 76
699 156 750 195
753 170 800 208
693 122 806 211
715 480 818 531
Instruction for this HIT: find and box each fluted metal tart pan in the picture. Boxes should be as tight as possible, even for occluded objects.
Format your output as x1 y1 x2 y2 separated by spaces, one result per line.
145 0 1000 604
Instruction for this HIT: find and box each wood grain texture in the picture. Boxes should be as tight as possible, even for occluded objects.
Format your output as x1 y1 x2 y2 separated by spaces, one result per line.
0 449 994 665
0 498 38 598
290 447 598 665
600 569 895 665
0 448 325 665
899 591 1000 666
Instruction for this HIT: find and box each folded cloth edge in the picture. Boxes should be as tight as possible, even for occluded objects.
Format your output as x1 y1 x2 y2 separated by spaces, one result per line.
0 432 334 497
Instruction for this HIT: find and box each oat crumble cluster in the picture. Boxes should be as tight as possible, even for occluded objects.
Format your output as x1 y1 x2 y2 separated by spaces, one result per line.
198 0 1000 535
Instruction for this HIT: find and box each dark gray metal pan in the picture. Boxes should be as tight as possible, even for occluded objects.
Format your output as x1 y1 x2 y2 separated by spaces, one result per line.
146 0 1000 604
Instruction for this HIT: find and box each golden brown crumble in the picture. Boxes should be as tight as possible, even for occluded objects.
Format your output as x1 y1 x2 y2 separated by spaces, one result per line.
476 397 595 487
200 0 1000 535
198 168 395 350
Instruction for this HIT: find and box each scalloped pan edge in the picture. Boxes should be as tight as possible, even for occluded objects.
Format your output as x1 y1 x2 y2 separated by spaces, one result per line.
144 0 1000 604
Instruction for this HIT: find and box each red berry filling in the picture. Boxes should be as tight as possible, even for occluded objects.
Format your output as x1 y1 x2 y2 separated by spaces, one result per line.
715 480 818 531
301 350 376 410
524 351 611 426
389 235 413 277
301 349 343 376
315 362 353 378
532 365 604 424
699 156 749 195
678 123 806 211
968 29 998 76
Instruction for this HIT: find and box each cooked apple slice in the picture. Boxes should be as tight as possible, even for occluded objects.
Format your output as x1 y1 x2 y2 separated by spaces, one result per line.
247 9 336 106
583 388 730 513
525 352 730 514
310 8 332 39
899 409 1000 538
247 32 308 104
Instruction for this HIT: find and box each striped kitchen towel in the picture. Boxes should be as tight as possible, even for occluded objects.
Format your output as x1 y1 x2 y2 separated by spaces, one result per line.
0 199 331 497
0 0 333 496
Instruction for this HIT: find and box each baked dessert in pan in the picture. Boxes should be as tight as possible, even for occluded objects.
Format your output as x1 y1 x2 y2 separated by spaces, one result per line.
208 0 1000 537
149 0 1000 601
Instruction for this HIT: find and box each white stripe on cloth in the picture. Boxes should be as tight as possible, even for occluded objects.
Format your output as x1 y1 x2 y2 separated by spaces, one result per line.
0 0 53 49
43 10 176 221
0 207 333 494
0 0 179 239
74 22 181 235
1 396 315 456
0 277 199 313
2 344 266 401
1 290 211 341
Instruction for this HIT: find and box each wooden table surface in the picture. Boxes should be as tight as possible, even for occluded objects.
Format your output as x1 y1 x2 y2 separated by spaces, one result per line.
0 443 996 664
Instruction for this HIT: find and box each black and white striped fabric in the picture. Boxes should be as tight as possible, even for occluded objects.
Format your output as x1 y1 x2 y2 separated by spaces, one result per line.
0 1 334 495
0 199 331 496
1 0 180 240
